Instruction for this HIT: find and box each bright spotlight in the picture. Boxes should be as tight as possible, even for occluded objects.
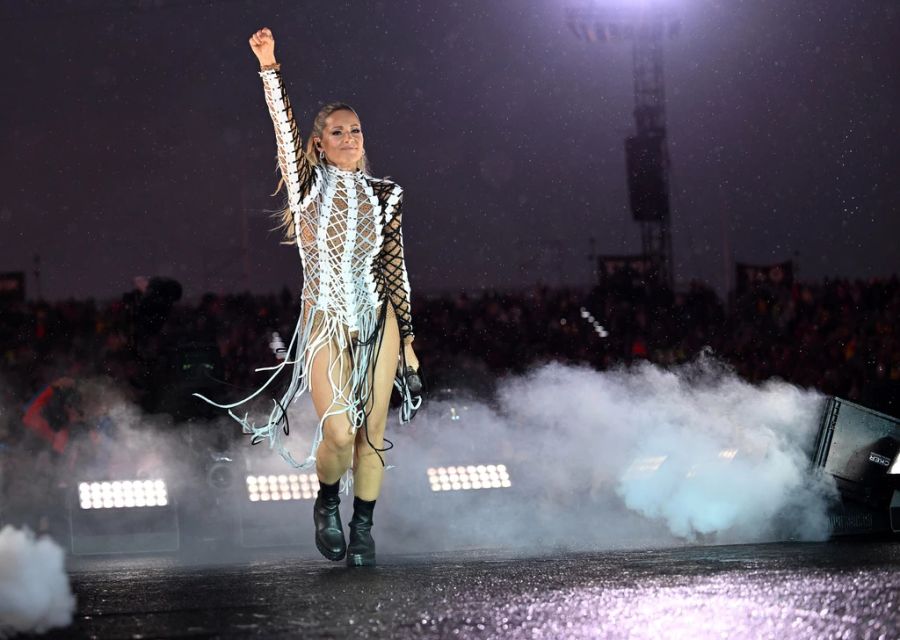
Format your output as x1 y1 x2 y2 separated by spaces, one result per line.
426 464 512 492
246 473 319 501
78 479 169 510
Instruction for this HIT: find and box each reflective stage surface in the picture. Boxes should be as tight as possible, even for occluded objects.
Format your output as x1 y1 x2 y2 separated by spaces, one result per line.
48 541 898 639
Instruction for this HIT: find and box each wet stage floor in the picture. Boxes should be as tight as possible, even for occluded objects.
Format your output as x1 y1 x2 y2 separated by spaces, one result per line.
44 541 899 639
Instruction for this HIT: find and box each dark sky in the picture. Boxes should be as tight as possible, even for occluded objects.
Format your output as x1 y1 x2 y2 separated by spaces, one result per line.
2 0 897 301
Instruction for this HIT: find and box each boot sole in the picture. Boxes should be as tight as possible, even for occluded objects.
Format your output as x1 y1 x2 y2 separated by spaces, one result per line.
315 536 346 561
346 552 376 567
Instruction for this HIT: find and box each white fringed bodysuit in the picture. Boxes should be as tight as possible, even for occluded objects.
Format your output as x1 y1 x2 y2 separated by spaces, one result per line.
195 66 421 492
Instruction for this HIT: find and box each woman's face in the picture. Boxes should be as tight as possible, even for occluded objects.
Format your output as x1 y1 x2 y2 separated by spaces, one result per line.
315 109 364 170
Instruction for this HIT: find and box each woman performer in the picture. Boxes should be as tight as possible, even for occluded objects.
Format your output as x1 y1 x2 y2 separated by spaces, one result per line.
195 27 423 567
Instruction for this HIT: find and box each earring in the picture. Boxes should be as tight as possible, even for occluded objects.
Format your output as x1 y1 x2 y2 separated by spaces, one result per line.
319 149 325 160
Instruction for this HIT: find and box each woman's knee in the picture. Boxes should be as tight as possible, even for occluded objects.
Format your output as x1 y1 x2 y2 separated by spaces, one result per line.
354 418 386 450
322 415 356 453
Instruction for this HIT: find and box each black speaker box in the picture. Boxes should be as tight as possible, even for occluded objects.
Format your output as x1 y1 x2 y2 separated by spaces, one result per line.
813 397 899 509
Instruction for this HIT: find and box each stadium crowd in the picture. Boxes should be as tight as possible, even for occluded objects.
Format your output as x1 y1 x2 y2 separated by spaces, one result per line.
1 274 898 535
2 274 898 419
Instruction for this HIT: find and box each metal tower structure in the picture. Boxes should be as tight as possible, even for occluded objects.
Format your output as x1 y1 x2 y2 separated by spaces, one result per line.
567 1 680 288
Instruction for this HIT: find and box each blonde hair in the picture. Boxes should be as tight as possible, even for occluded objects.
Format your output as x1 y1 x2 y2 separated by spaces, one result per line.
271 103 371 243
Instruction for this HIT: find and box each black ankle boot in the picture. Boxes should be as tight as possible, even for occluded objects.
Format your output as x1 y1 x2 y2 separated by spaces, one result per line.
313 484 346 561
346 497 376 567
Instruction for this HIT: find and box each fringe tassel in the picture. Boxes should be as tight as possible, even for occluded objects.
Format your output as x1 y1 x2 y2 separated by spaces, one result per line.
193 302 391 495
193 297 419 495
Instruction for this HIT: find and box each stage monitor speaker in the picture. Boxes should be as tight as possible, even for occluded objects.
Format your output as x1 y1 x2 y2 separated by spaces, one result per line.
826 497 894 536
891 491 900 533
238 501 307 548
68 495 180 555
813 396 900 510
625 134 669 222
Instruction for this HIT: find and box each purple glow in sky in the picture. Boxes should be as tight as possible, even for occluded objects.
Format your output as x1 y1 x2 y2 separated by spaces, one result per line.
1 0 897 300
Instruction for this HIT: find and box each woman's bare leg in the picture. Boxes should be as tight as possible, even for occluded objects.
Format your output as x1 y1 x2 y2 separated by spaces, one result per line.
309 326 357 485
352 306 401 501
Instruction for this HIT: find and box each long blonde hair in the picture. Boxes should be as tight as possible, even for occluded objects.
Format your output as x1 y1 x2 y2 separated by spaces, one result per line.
271 102 371 243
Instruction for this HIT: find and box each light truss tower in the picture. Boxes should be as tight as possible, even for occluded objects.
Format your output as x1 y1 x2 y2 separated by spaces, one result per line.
567 1 680 288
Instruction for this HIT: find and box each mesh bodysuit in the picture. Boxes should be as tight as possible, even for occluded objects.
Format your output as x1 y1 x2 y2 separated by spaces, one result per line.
195 65 421 492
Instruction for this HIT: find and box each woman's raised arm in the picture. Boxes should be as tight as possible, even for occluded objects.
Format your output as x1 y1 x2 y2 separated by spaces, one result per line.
249 28 318 208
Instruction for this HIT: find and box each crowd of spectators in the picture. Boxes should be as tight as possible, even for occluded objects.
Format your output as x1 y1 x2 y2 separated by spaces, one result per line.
1 274 898 534
1 274 898 420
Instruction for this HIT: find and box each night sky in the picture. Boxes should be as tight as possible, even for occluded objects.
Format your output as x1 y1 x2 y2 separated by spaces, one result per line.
2 0 897 302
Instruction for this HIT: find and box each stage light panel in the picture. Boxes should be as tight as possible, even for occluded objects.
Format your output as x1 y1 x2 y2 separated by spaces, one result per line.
78 479 168 510
427 464 512 492
246 473 319 502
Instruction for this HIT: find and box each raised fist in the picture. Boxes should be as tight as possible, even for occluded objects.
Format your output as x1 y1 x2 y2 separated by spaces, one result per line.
249 27 276 65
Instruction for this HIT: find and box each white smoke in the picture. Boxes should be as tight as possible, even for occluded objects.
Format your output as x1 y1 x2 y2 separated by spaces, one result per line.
0 526 75 636
513 351 835 541
1 351 837 574
362 349 837 551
